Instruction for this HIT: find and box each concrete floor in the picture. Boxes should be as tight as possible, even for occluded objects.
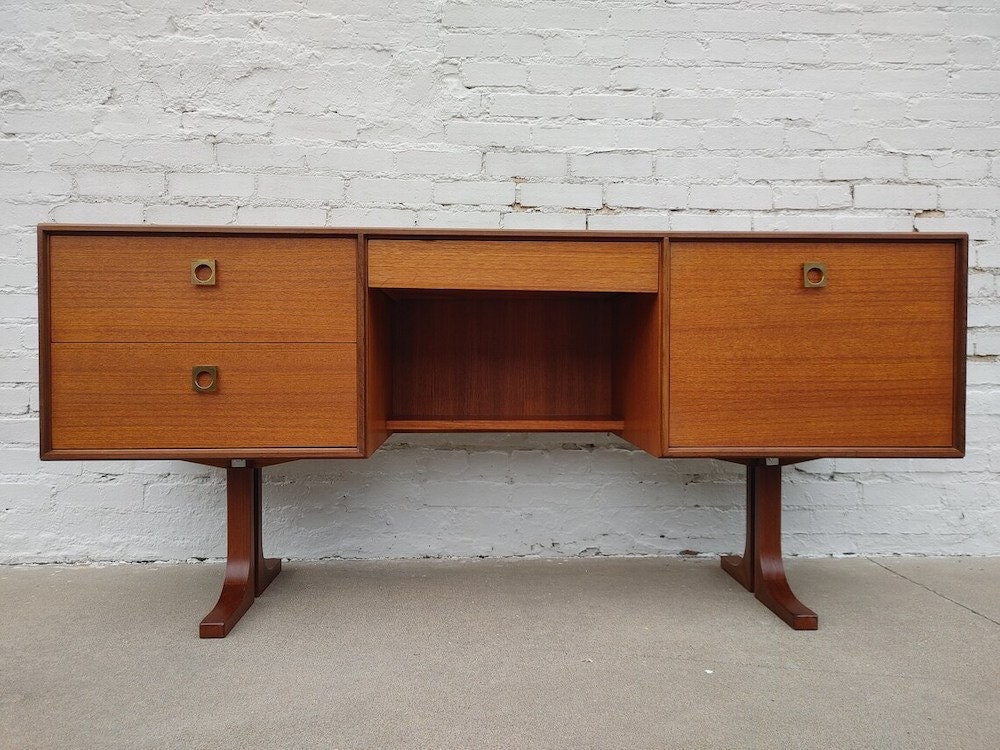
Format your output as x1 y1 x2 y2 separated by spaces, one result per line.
1 557 998 750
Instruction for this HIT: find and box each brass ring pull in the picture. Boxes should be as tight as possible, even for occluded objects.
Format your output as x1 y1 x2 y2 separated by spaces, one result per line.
192 366 218 392
802 262 827 288
191 259 216 285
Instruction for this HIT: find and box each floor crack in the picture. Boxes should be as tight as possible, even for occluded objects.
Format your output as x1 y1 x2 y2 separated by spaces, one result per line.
868 558 1000 627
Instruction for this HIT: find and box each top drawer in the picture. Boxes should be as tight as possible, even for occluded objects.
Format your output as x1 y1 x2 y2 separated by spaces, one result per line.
367 238 660 293
47 233 357 343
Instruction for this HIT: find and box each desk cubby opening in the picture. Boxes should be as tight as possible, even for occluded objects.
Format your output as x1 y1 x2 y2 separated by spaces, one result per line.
366 289 661 444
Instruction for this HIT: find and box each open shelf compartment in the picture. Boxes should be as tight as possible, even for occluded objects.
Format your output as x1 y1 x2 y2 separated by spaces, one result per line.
366 288 662 453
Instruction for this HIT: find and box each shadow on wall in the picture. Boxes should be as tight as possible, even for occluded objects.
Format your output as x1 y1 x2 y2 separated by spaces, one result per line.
257 433 751 560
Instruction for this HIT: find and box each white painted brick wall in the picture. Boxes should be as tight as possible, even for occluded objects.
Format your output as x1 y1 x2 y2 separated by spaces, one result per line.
1 0 998 564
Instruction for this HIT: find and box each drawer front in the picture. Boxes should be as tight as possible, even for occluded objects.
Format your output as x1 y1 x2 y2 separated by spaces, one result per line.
49 234 357 342
368 238 659 292
668 241 958 450
50 344 358 449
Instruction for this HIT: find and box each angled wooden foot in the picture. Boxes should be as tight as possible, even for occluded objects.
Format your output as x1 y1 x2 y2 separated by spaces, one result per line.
722 461 818 630
200 465 282 638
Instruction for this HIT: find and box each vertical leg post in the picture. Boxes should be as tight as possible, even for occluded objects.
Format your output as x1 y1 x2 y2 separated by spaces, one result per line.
199 465 282 638
721 461 818 630
720 464 756 591
252 468 282 597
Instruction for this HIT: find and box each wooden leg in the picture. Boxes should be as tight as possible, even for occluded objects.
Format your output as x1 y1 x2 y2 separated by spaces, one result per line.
721 462 818 630
252 468 282 597
199 465 282 638
720 464 756 591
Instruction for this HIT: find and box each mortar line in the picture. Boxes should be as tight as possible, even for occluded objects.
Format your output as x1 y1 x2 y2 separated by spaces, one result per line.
867 557 1000 627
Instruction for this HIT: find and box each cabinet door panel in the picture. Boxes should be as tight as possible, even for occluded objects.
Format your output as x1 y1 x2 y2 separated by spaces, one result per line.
50 344 358 449
49 234 357 343
668 241 957 450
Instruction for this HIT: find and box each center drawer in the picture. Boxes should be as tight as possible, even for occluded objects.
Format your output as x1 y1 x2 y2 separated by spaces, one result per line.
49 343 359 450
48 234 357 343
367 238 660 292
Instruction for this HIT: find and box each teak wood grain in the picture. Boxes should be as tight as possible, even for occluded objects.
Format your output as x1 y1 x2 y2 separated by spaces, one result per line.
367 239 660 292
48 233 357 343
386 419 625 432
389 293 618 421
364 289 392 456
37 227 966 461
667 241 957 449
615 280 664 456
50 343 358 449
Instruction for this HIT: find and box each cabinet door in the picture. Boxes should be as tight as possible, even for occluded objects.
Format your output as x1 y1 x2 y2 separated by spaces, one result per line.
667 240 960 454
49 234 357 343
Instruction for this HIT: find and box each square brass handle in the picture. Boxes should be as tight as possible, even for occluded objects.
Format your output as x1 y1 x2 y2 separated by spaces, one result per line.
802 262 827 288
191 259 216 285
192 366 218 392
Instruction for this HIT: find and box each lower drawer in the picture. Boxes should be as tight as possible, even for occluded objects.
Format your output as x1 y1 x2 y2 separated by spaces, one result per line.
49 344 358 450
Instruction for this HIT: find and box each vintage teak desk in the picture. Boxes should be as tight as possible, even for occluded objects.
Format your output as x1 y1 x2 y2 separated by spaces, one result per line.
37 225 968 637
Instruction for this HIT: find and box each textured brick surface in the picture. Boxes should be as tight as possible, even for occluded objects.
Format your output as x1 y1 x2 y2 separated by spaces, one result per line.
1 0 998 562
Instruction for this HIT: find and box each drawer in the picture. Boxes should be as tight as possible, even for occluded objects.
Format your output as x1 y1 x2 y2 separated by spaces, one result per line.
368 238 659 292
48 234 357 342
667 241 959 450
49 343 358 450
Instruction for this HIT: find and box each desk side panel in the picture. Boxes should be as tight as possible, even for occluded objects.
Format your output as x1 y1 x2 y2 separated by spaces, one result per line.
365 289 392 456
616 241 664 456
